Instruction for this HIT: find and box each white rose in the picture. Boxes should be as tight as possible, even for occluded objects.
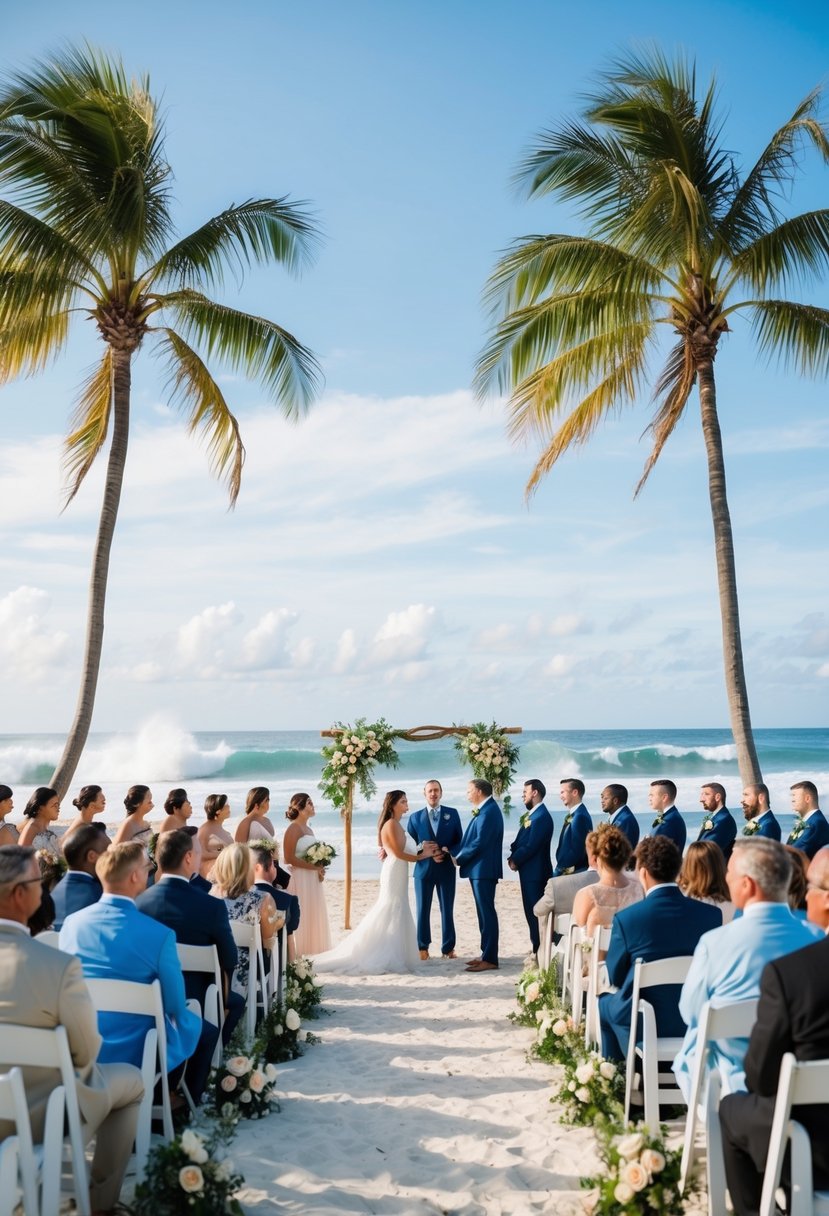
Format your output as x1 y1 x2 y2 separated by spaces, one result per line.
226 1055 251 1076
575 1061 595 1084
623 1161 649 1192
568 1080 577 1092
338 776 349 787
525 982 540 1003
350 735 359 744
265 1063 278 1081
272 1023 283 1035
552 1018 569 1037
249 1070 266 1093
348 765 356 774
239 1090 252 1103
640 1149 666 1174
535 1009 546 1023
575 1086 591 1103
179 1165 204 1193
599 1061 617 1080
616 1132 645 1160
285 1008 301 1031
538 1017 552 1037
180 1129 206 1162
220 1074 237 1092
614 1182 634 1204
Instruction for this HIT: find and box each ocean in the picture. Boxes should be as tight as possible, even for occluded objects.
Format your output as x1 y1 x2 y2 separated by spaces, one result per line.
3 720 827 878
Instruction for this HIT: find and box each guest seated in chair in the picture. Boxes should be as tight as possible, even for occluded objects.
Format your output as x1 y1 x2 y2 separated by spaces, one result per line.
52 823 110 929
251 841 299 964
210 843 279 1002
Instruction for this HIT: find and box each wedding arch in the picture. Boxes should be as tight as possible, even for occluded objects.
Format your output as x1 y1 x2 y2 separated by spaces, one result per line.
319 720 522 927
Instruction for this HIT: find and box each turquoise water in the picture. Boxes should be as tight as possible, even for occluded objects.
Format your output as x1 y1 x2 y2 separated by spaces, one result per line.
3 725 826 877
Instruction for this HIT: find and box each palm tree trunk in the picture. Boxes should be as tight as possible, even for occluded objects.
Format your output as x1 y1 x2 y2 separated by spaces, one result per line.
697 360 762 786
50 349 131 798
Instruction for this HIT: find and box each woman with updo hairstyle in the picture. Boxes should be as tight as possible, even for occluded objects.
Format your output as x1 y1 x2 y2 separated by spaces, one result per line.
209 842 279 997
159 788 193 834
0 785 17 845
283 791 332 955
197 793 234 880
65 785 108 839
111 785 154 845
234 785 274 845
18 786 62 858
572 822 643 933
679 840 735 923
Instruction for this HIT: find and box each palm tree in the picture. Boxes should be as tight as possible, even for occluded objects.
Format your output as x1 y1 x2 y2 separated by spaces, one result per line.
0 46 321 795
476 50 829 785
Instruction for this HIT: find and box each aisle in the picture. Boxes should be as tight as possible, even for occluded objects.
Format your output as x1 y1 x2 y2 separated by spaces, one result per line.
233 935 598 1213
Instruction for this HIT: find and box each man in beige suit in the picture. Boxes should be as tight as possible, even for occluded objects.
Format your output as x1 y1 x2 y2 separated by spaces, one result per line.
0 845 143 1215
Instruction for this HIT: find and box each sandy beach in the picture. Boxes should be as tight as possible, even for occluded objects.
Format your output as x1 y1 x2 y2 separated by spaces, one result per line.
227 879 703 1215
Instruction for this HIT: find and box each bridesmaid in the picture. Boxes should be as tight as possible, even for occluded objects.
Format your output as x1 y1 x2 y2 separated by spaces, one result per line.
111 785 154 845
235 786 275 845
65 785 108 838
283 792 332 956
0 785 17 846
18 787 62 858
159 788 193 834
197 793 234 880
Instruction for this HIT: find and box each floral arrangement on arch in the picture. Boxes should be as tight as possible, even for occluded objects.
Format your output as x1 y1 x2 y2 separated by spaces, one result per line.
213 1053 279 1121
553 1049 624 1128
128 1124 244 1215
319 717 400 810
582 1124 686 1214
509 962 560 1027
285 957 325 1019
454 722 520 809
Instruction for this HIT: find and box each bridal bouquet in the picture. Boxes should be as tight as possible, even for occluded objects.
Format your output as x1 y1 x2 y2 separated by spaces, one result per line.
286 957 325 1018
129 1124 244 1215
454 722 520 809
581 1125 686 1214
319 717 400 809
304 840 337 867
213 1054 279 1121
554 1049 625 1127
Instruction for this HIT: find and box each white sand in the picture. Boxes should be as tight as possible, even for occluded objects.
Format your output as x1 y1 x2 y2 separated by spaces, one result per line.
232 879 601 1214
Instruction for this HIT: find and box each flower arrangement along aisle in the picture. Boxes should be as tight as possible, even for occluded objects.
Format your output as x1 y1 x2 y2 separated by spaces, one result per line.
213 1053 279 1121
255 1000 309 1063
554 1049 624 1128
533 1007 583 1066
510 961 560 1027
127 1125 244 1215
319 718 400 808
285 957 325 1019
582 1125 688 1214
454 722 520 810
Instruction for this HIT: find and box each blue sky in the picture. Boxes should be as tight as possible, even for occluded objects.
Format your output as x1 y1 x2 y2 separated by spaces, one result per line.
1 0 828 733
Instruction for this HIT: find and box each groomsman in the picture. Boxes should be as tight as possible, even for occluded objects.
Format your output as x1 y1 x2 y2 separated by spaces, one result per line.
740 782 781 840
450 779 504 972
407 780 463 959
787 780 829 859
508 779 554 963
600 784 639 851
647 780 687 852
697 782 737 861
553 778 592 875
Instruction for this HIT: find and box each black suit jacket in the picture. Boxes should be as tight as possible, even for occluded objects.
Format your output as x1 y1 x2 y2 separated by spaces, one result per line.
136 874 238 1004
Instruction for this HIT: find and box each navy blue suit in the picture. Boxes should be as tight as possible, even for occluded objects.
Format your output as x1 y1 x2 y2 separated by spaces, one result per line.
697 807 738 861
598 885 722 1061
508 804 554 953
650 806 687 853
190 873 211 893
407 805 463 955
609 806 640 852
554 803 593 875
743 809 781 841
454 797 504 965
51 871 102 930
787 808 829 859
137 874 243 1044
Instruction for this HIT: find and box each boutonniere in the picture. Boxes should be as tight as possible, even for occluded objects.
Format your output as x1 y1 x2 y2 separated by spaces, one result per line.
562 812 573 829
702 818 714 832
651 813 665 828
742 819 760 836
443 813 450 821
471 807 481 818
520 812 531 829
788 816 806 842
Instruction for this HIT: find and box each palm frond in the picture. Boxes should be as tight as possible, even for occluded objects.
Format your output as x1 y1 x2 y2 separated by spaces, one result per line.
747 299 829 375
634 340 696 495
515 120 640 215
155 328 245 504
158 289 321 415
731 210 829 293
0 198 101 298
63 349 113 504
149 198 319 292
0 305 71 381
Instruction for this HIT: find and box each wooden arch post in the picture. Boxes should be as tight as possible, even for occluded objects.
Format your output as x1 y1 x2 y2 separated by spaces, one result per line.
321 724 521 930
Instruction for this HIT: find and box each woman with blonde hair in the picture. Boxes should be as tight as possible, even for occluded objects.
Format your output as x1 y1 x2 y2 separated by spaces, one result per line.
210 842 279 998
572 823 643 933
679 840 736 923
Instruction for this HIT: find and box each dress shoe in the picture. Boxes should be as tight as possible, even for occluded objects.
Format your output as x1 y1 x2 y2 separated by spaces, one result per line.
442 950 458 959
466 960 499 971
419 949 430 960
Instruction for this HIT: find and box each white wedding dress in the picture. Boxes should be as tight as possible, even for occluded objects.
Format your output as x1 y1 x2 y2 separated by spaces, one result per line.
313 837 421 975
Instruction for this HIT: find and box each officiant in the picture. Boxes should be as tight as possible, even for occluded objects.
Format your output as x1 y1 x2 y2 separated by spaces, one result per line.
407 780 463 959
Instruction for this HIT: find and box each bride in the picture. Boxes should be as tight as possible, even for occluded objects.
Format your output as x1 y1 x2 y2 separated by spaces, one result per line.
313 789 439 975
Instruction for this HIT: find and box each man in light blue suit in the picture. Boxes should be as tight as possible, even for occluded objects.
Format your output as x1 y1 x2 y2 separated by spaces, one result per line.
407 779 463 959
553 778 592 875
648 779 687 853
740 783 781 840
599 836 722 1062
51 822 109 929
60 840 217 1104
787 780 829 859
673 838 821 1101
450 779 504 972
601 784 640 852
508 778 554 961
697 782 738 861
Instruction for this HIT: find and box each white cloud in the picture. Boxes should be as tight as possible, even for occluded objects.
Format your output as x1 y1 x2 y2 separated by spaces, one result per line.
0 586 69 681
175 602 241 675
241 609 298 669
369 604 439 666
334 629 358 675
549 613 592 637
544 653 576 678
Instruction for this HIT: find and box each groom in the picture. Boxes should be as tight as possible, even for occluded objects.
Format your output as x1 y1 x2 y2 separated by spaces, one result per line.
407 780 463 959
449 779 504 972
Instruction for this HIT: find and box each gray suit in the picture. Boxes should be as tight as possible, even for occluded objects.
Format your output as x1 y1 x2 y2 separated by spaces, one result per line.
0 923 143 1210
533 869 599 950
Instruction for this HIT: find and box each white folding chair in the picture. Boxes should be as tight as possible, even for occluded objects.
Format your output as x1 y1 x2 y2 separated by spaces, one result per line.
0 1065 65 1216
623 955 694 1130
567 926 589 1022
176 943 225 1067
679 997 758 1195
759 1053 829 1216
230 919 268 1040
544 913 570 984
0 1025 90 1215
84 977 173 1181
32 930 60 949
269 912 288 1009
583 925 612 1050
